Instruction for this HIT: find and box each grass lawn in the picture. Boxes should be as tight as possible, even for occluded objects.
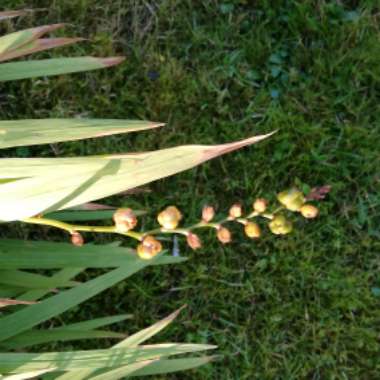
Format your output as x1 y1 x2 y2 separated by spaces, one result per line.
1 0 380 378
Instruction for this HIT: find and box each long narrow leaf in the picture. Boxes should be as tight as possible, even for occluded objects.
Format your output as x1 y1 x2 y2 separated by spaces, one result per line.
0 24 64 55
0 240 185 269
0 56 125 82
0 119 163 149
54 314 132 331
0 37 85 62
0 270 78 289
0 343 216 373
0 134 273 221
54 307 185 380
117 356 216 378
0 250 180 341
0 329 125 350
19 268 84 302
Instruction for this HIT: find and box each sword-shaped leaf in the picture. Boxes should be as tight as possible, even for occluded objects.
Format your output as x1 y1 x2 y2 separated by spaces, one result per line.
0 118 163 149
0 37 85 62
0 56 125 82
0 343 216 373
0 24 65 56
0 133 273 221
0 240 185 270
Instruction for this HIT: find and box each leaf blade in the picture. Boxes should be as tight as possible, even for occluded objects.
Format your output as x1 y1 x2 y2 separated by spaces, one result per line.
0 56 125 82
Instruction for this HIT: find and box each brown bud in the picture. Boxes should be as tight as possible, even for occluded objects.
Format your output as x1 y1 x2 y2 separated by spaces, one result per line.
137 235 162 260
157 206 182 229
253 198 267 213
229 203 242 218
244 222 261 239
202 205 215 222
269 215 293 235
217 226 232 244
300 204 319 219
113 208 138 232
71 232 84 246
277 188 305 211
186 232 202 250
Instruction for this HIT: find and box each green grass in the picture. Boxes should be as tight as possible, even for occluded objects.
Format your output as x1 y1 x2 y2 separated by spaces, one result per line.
1 0 380 378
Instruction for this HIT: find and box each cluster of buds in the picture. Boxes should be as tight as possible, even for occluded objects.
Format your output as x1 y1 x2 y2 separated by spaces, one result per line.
63 186 328 261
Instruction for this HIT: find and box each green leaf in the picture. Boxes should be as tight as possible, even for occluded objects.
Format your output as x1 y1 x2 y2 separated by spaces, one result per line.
54 314 132 332
19 268 84 302
0 344 216 373
0 133 273 221
123 356 216 377
54 307 186 380
0 270 78 289
0 240 185 269
0 119 163 149
2 369 56 380
0 38 85 63
0 329 125 350
0 24 65 55
117 306 186 348
0 249 180 341
0 56 125 82
44 209 146 222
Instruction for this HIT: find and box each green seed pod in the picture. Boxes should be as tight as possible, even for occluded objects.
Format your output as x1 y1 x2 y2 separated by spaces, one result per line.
269 215 293 235
277 188 305 211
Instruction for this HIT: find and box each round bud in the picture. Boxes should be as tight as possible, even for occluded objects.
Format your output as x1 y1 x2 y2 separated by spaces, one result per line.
186 233 202 250
217 226 232 244
269 215 293 235
244 222 261 239
277 188 305 211
71 232 84 246
253 198 267 213
137 235 162 260
157 206 182 229
300 204 319 219
229 203 242 218
202 205 215 222
113 208 138 232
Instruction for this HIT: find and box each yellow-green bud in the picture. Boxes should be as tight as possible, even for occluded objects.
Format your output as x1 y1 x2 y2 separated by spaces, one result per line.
253 198 267 213
269 215 293 235
217 226 232 244
157 206 182 229
113 208 138 232
187 232 202 250
277 188 305 211
244 222 261 238
300 204 319 219
137 235 162 260
202 205 215 222
229 203 242 218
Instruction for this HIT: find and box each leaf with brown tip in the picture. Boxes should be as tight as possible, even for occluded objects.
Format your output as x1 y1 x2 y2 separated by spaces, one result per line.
0 24 65 56
0 56 125 82
0 37 85 62
0 299 37 309
0 133 274 221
